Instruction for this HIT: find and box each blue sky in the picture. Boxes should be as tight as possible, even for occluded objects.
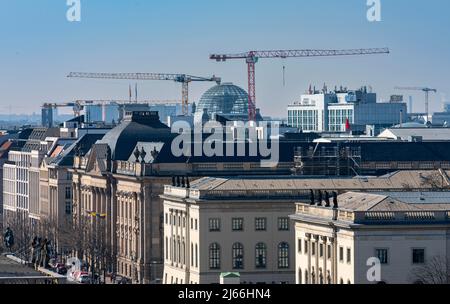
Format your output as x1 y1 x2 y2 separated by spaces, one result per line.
0 0 449 117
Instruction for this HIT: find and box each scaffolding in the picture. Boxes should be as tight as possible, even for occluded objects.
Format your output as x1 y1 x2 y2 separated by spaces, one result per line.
293 143 362 176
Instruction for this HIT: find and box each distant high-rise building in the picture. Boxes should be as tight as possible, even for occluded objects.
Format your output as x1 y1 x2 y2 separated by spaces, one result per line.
41 108 54 128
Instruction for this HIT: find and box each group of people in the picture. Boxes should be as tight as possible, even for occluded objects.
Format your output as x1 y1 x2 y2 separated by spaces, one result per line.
31 236 54 269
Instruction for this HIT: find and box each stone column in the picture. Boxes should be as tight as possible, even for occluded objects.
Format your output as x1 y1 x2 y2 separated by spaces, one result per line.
306 233 312 284
330 237 337 284
321 236 328 284
314 235 320 284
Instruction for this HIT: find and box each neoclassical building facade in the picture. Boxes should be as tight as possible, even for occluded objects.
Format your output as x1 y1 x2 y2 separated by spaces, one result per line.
69 111 301 283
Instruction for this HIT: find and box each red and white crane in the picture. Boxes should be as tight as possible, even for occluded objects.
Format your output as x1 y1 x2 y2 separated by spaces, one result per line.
210 48 390 121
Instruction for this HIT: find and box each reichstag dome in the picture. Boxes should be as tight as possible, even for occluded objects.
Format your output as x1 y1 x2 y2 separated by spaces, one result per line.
195 83 249 117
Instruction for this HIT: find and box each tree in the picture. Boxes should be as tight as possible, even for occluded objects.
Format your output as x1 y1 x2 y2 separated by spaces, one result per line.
411 256 450 284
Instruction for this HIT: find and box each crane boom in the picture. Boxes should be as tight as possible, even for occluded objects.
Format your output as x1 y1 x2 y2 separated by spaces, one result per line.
68 72 221 115
210 48 390 60
211 48 390 121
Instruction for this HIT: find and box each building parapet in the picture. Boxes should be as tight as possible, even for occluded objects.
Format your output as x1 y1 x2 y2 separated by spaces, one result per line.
294 202 450 225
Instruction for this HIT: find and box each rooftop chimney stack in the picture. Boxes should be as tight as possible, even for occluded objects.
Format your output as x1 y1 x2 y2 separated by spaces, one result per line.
332 192 339 209
186 177 190 189
317 191 323 206
309 190 315 206
325 191 331 207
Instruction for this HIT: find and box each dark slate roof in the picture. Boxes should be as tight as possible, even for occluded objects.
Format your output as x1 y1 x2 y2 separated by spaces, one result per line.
50 133 104 167
153 140 302 164
96 111 175 161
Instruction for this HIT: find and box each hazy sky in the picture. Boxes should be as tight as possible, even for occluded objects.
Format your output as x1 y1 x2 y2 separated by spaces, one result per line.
0 0 449 117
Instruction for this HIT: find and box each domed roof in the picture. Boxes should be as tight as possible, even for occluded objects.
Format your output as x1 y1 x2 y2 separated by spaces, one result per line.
196 83 249 116
97 111 174 161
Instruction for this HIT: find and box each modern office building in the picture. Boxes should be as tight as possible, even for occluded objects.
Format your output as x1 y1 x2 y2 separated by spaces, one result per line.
3 128 60 231
432 102 450 126
290 191 450 284
287 86 407 133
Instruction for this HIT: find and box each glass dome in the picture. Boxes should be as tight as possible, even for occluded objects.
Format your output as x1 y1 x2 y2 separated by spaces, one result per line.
195 83 249 116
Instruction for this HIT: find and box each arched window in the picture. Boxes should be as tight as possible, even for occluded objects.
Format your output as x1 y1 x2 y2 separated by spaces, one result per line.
255 243 267 269
209 243 221 269
278 242 289 269
319 268 324 284
232 243 244 269
298 268 302 284
340 278 344 284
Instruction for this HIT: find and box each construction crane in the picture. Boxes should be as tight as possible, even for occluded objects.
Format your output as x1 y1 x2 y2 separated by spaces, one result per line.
42 99 183 124
42 102 82 117
210 48 390 121
395 87 437 120
68 72 222 115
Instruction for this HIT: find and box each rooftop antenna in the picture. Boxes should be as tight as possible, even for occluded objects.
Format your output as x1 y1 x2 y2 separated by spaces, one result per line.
135 83 138 103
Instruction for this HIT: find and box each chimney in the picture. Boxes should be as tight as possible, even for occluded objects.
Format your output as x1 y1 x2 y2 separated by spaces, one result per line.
176 176 181 187
181 176 186 188
186 177 190 189
172 176 176 187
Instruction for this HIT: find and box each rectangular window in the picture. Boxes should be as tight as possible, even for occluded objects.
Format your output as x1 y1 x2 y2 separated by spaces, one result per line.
347 248 351 264
209 218 221 232
65 201 71 215
312 243 316 256
65 187 71 199
191 218 193 229
412 249 425 264
298 239 302 253
195 219 198 230
278 217 290 231
165 213 168 225
255 218 267 231
319 244 324 258
232 218 244 231
304 240 309 254
339 247 344 262
327 245 332 260
376 249 389 264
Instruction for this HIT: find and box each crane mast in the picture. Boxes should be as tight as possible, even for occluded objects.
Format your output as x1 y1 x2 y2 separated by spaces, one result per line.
395 86 437 121
211 48 390 121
